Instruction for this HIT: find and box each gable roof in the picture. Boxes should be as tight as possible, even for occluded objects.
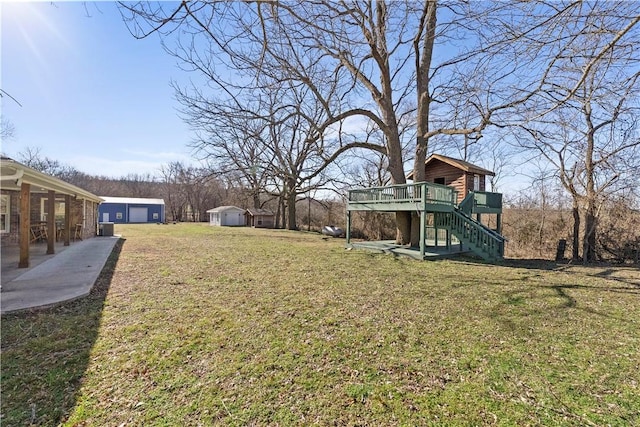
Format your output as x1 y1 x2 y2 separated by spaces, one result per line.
407 153 495 180
428 154 495 175
206 205 245 213
0 157 102 203
246 208 274 216
100 196 165 205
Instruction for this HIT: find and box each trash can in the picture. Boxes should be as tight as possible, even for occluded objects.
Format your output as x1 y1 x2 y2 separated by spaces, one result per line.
99 222 114 237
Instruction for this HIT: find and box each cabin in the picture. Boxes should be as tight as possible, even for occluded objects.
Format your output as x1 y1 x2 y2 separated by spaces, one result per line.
99 197 165 224
346 154 505 262
245 208 275 228
408 154 495 204
207 206 245 226
0 157 102 267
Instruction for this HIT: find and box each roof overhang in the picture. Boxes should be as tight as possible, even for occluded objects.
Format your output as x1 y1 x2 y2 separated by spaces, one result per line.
407 154 495 180
0 158 103 203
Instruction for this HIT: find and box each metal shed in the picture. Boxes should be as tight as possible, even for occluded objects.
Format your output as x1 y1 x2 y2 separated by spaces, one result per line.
207 206 246 226
99 197 165 224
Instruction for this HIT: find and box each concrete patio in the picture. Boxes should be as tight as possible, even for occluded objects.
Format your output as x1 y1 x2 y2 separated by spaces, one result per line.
1 236 121 314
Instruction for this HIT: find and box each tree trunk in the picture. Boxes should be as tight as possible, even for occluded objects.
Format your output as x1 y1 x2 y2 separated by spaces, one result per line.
387 129 410 244
572 198 580 261
286 179 297 230
410 212 421 248
583 202 597 264
582 99 597 264
410 1 437 247
396 212 411 244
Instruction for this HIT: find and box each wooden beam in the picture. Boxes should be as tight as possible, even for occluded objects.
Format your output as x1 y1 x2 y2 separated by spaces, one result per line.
19 182 30 268
47 190 55 254
64 194 71 246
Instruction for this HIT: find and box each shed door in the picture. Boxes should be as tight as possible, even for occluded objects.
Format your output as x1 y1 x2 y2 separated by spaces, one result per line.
102 212 109 222
129 207 148 223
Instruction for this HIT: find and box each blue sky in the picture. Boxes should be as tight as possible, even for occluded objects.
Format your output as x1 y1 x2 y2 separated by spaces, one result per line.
1 1 194 178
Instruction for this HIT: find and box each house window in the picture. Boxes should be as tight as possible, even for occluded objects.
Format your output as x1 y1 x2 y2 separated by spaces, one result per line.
473 174 480 191
434 177 446 185
1 194 9 233
40 198 65 222
116 212 123 220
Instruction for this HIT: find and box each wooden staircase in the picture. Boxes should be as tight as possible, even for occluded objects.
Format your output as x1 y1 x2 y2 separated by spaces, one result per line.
435 209 505 262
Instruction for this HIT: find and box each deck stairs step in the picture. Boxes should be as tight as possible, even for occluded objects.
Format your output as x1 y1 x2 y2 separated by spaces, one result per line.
435 208 505 262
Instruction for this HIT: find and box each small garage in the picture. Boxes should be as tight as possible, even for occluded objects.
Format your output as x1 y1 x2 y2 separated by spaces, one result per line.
207 206 245 227
99 197 165 224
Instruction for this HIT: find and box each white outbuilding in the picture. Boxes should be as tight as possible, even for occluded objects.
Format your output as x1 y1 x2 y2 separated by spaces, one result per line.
207 206 246 226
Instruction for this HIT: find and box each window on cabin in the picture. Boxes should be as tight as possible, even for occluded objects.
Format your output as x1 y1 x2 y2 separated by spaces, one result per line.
434 177 445 185
473 174 480 191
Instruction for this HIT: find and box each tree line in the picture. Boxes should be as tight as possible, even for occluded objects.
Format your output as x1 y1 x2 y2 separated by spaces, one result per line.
117 1 639 264
7 1 639 264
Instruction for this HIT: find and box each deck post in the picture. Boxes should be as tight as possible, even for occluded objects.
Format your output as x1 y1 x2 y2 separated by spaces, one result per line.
420 211 426 257
346 210 351 244
419 186 426 257
446 228 451 251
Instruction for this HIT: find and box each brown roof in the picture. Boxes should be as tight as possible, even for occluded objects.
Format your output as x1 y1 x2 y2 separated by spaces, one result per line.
407 153 495 180
246 208 274 216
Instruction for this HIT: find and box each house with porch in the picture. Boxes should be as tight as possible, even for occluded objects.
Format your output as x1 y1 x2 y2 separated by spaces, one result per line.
0 157 102 268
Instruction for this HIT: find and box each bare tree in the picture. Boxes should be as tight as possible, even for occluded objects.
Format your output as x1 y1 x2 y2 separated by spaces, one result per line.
514 2 640 263
120 1 631 247
17 147 82 182
1 116 15 141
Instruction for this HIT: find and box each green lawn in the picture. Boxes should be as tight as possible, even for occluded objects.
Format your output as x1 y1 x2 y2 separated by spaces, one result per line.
2 224 639 426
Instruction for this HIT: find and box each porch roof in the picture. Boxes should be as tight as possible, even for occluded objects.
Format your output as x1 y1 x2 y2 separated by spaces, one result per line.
0 157 102 203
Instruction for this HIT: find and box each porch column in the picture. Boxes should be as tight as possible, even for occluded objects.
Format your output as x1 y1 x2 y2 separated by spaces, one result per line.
64 194 71 246
346 211 351 244
47 190 55 254
19 182 30 268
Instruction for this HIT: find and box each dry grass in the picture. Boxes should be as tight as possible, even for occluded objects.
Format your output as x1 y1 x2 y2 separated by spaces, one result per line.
2 223 639 426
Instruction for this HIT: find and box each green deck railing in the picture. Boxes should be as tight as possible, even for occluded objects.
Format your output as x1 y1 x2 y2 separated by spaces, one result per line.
458 191 502 215
348 182 458 207
435 209 505 261
472 191 503 211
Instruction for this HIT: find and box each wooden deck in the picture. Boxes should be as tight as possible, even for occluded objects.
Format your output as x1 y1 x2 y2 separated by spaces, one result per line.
346 182 505 262
347 182 457 212
348 240 468 260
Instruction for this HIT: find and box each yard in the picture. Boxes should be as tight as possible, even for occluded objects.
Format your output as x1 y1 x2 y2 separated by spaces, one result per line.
2 224 639 426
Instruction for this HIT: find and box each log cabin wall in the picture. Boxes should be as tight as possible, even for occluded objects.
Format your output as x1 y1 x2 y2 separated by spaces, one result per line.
424 159 466 204
423 159 488 204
